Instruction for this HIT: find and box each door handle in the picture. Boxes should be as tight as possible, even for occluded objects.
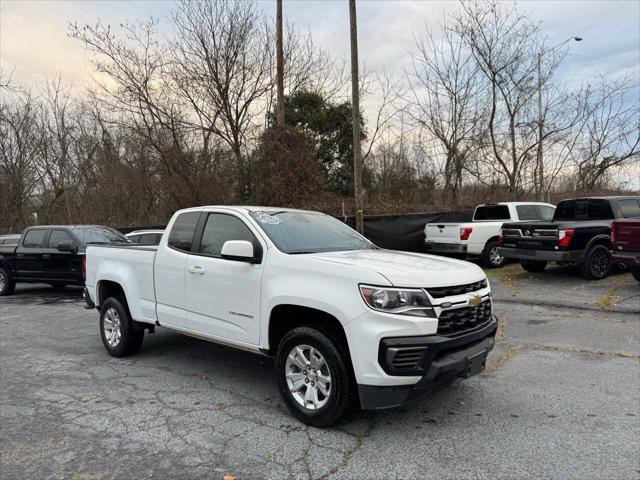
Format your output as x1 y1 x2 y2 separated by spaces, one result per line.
16 253 24 258
42 254 50 259
188 265 205 275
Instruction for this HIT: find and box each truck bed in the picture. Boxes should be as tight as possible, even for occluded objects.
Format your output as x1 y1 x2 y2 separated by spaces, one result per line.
85 244 158 324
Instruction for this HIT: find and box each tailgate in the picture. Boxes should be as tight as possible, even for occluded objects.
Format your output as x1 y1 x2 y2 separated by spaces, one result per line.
501 223 559 251
614 221 640 251
425 223 462 243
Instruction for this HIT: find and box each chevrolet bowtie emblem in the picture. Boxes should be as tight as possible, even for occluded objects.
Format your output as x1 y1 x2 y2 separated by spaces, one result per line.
468 295 482 306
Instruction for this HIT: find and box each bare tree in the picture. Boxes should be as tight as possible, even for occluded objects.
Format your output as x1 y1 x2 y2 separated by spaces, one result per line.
408 20 486 204
572 76 640 190
452 1 569 196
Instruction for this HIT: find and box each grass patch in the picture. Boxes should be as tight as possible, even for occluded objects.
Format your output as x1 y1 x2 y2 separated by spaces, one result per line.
597 287 619 309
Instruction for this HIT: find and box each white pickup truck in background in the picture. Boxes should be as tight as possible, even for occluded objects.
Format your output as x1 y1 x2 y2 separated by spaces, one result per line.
424 202 556 268
85 206 498 426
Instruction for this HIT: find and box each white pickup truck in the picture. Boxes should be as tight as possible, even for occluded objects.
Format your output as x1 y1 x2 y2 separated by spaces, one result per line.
424 202 556 268
84 206 498 426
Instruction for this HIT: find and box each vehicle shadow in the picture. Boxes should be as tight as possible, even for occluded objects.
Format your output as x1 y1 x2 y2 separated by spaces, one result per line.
1 284 83 304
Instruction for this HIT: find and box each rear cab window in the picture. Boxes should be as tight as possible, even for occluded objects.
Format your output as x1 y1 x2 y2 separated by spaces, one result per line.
473 205 511 221
553 199 614 221
22 229 47 248
168 212 201 252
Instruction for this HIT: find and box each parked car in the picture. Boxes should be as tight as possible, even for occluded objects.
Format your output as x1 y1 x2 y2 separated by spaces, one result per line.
499 196 640 280
0 234 21 245
424 202 556 268
85 206 498 427
611 219 640 283
125 229 164 245
0 225 129 296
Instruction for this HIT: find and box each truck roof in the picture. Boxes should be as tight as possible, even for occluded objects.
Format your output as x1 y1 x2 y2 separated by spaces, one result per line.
177 206 319 214
556 196 640 201
21 225 114 230
477 202 555 207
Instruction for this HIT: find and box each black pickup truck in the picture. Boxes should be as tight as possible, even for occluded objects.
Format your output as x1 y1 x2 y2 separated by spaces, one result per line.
498 196 640 280
0 225 129 296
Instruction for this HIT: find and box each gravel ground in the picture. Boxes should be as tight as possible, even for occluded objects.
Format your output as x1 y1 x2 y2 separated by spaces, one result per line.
1 268 639 480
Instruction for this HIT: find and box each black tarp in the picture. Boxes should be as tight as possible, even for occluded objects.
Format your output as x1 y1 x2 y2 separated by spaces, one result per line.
344 211 472 252
118 211 473 253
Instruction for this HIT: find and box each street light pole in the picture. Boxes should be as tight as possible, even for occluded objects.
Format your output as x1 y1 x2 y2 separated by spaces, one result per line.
536 36 582 202
349 0 364 233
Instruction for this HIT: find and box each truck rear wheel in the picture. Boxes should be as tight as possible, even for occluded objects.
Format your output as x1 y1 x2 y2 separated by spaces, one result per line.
521 261 547 273
481 240 505 268
276 326 355 427
580 245 611 280
0 268 16 296
630 266 640 283
99 297 144 357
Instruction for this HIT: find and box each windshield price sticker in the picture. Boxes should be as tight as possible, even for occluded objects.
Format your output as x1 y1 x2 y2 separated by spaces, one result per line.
255 212 281 225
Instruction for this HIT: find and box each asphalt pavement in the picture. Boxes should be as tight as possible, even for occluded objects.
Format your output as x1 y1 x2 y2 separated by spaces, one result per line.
1 269 639 480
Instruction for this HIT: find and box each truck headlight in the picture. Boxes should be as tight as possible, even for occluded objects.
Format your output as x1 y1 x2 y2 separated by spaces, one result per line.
359 285 435 317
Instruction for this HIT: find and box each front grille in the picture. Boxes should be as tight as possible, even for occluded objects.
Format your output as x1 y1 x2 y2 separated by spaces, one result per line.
426 279 487 299
437 300 492 335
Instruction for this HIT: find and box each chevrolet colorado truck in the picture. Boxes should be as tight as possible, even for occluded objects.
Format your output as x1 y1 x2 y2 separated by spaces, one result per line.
0 225 128 296
424 202 555 268
612 219 640 283
499 196 640 280
84 206 498 426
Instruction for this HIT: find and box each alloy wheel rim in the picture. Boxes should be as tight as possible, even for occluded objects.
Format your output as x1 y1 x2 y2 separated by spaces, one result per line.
0 272 5 292
285 344 332 410
103 307 122 348
591 251 609 277
490 246 503 265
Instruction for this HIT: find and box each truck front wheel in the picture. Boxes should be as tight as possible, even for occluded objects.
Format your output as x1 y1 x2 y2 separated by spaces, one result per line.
276 326 355 427
99 297 144 357
0 268 16 296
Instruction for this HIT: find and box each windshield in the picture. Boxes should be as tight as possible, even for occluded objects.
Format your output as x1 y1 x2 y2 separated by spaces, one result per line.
250 211 375 254
73 226 129 247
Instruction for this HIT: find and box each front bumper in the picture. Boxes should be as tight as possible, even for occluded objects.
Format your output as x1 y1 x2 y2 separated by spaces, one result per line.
498 246 583 263
424 242 467 254
358 315 498 410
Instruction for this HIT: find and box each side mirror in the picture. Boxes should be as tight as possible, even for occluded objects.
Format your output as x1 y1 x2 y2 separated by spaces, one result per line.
221 240 259 263
56 241 76 253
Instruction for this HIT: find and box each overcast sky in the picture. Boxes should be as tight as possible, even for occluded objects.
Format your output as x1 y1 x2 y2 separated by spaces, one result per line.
2 0 638 90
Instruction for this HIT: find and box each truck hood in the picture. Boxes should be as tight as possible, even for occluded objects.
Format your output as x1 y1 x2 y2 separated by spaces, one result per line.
308 249 486 288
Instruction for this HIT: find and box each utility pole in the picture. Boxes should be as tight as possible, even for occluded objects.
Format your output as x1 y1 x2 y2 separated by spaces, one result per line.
276 0 285 127
349 0 364 234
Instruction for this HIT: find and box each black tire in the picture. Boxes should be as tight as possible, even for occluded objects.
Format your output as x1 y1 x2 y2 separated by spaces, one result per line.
521 261 547 273
480 240 505 268
579 245 612 280
99 297 144 357
631 266 640 283
0 268 16 296
276 326 356 427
